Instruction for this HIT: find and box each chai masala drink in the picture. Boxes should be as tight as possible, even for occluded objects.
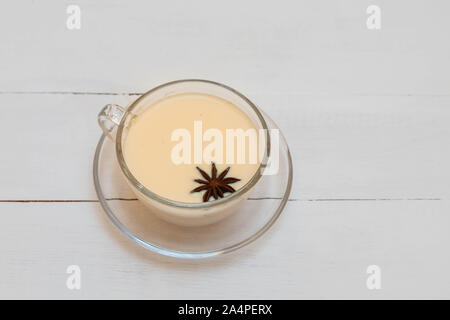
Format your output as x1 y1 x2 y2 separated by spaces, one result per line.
121 93 262 226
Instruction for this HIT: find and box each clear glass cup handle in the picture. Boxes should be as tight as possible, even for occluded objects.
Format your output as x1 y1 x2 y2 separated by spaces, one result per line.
98 104 125 141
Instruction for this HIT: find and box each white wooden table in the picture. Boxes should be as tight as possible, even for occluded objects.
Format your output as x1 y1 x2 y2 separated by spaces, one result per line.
1 0 449 299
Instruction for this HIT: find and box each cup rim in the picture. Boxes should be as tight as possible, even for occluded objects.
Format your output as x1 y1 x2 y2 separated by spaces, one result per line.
115 79 270 209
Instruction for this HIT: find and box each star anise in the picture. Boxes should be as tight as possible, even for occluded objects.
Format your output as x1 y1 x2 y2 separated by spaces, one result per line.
191 163 241 202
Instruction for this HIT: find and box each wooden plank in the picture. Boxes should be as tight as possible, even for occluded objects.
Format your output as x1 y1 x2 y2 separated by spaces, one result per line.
0 1 449 94
0 200 448 299
0 93 449 200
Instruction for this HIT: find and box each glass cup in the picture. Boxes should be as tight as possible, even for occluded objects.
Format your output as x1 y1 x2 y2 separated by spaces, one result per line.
98 79 270 227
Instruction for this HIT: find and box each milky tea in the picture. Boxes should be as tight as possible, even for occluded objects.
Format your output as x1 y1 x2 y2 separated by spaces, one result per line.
123 93 264 204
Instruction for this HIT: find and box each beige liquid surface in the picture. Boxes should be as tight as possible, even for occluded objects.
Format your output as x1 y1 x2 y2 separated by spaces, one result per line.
123 93 261 203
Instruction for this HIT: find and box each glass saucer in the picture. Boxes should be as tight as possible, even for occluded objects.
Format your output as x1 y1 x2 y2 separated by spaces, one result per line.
93 111 293 259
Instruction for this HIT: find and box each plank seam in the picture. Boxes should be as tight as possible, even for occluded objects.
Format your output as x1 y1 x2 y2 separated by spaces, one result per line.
0 197 442 203
1 91 450 97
